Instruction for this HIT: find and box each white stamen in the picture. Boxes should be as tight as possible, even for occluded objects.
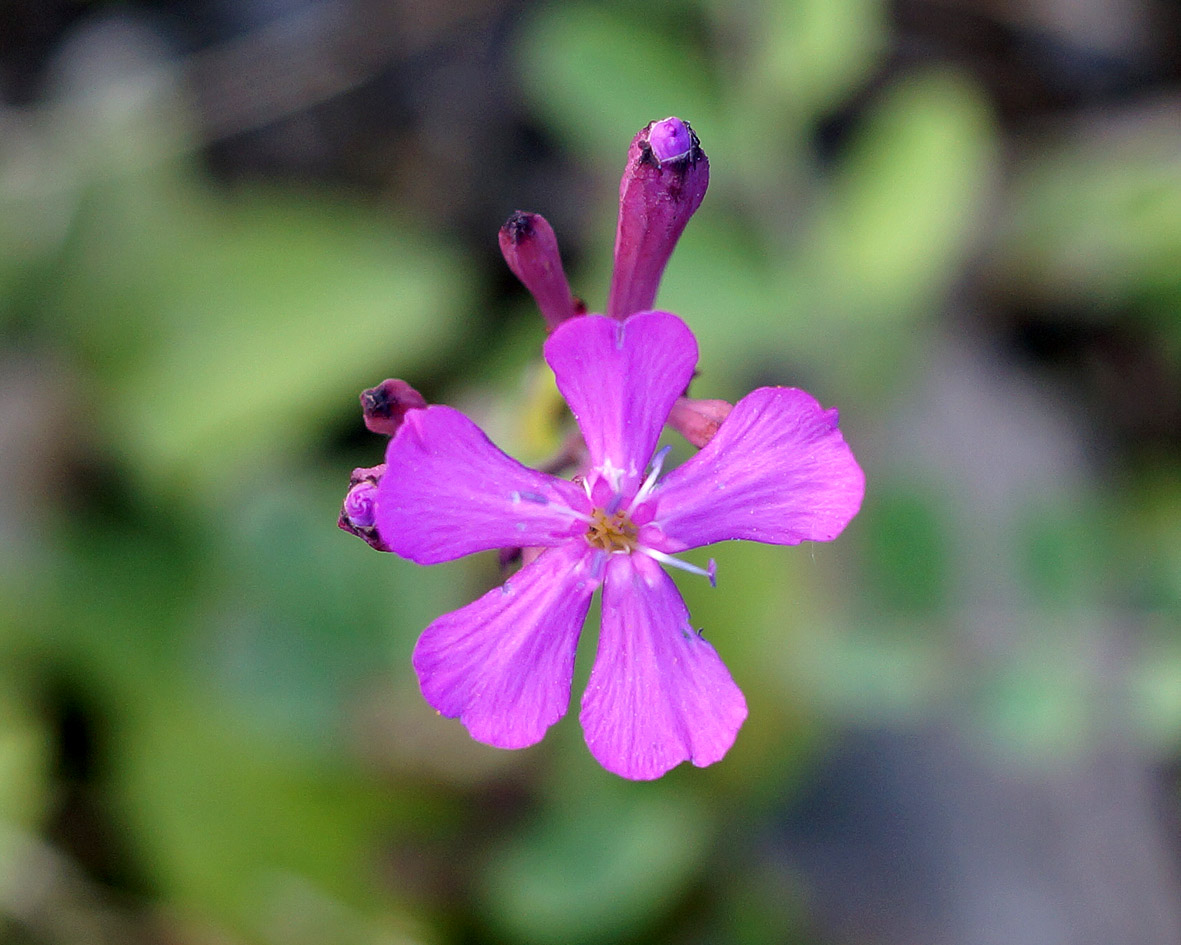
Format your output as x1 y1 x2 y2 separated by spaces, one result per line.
630 445 671 510
513 490 591 524
639 547 718 587
550 504 593 524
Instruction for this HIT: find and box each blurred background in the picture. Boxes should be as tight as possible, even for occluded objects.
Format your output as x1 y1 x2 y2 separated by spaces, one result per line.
2 0 1180 942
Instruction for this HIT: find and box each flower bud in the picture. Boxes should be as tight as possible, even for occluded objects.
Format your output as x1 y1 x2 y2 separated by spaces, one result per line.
607 117 709 320
498 211 581 330
648 118 694 162
667 396 732 448
339 464 392 552
361 379 426 436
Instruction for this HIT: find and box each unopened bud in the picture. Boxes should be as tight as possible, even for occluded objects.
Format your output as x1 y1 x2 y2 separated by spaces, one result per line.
607 117 709 320
668 396 732 448
361 379 426 436
339 464 392 552
498 211 580 330
648 117 694 162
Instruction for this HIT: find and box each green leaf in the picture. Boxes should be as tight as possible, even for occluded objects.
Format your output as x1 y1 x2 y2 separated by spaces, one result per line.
50 172 472 493
112 693 397 937
993 131 1181 323
0 682 51 831
860 484 953 615
802 68 998 323
741 0 886 119
655 209 785 379
482 784 709 944
517 3 722 167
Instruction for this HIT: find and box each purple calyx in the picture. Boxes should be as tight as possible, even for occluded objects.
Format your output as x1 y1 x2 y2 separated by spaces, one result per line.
362 379 426 436
497 117 709 328
498 211 581 331
668 397 733 448
607 117 709 320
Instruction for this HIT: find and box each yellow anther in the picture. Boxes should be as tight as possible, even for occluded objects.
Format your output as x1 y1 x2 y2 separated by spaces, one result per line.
585 508 638 553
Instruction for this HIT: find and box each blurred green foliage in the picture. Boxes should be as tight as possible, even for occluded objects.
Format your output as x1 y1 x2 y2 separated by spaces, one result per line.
2 0 1180 942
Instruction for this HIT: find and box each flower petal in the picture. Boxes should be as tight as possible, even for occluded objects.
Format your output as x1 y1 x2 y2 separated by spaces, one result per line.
413 542 597 750
652 387 865 551
544 311 697 494
378 405 588 564
580 554 747 780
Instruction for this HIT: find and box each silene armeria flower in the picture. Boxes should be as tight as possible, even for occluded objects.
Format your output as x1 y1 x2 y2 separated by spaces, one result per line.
341 116 864 779
375 310 865 780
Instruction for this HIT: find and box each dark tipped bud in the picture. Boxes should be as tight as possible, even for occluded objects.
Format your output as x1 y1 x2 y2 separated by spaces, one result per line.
607 117 709 320
668 396 732 448
498 211 580 330
361 379 426 436
339 464 392 552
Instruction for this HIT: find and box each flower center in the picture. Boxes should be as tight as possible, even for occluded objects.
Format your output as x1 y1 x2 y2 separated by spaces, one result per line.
585 507 638 553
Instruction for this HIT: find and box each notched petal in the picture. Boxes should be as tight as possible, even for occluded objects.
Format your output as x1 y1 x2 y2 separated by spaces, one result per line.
580 555 747 780
653 387 865 550
544 311 698 495
377 405 588 564
414 543 597 750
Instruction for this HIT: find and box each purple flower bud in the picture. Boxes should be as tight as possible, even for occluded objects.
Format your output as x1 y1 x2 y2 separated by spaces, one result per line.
667 396 732 448
339 464 393 552
343 480 379 528
498 211 582 331
361 379 426 436
648 117 693 162
607 117 709 320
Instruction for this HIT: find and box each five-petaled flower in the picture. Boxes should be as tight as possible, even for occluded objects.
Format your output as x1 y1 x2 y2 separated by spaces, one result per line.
375 310 864 780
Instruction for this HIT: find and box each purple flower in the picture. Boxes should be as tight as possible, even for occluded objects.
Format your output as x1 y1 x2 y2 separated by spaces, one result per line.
375 310 864 780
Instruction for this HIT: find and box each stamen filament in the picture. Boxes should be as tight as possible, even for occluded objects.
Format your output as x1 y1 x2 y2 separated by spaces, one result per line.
639 547 718 588
630 445 671 510
511 490 591 523
553 505 593 524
